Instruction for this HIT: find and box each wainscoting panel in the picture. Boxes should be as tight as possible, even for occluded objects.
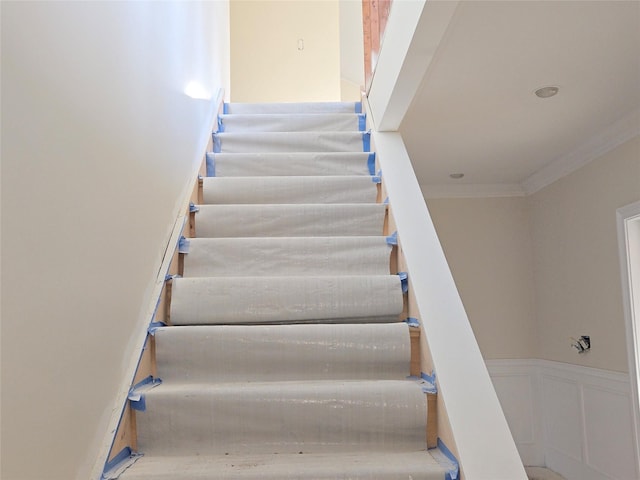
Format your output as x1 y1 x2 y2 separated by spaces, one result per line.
582 385 636 479
486 359 639 480
486 359 544 466
541 374 584 462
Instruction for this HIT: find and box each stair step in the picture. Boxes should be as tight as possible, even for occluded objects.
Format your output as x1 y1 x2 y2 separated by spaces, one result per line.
208 152 374 177
214 131 369 153
118 451 447 479
136 380 428 456
182 237 392 277
202 176 378 204
218 113 365 132
169 275 404 325
224 101 361 115
194 204 386 238
155 323 411 383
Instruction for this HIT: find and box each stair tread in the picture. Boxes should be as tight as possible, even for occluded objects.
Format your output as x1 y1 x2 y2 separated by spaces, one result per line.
118 450 446 479
147 378 424 391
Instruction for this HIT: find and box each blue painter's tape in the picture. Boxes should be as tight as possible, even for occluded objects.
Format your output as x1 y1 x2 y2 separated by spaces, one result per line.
101 446 143 480
129 396 146 412
217 116 225 133
358 113 366 131
103 446 132 473
165 273 179 282
383 197 389 205
367 153 376 175
421 370 437 384
206 152 216 177
421 383 437 395
189 202 200 213
371 175 381 184
147 321 166 336
398 272 408 293
128 376 162 412
420 371 437 394
132 375 162 391
437 438 460 480
178 236 190 254
386 231 398 246
355 102 362 113
405 317 420 328
362 131 371 152
223 103 229 114
213 133 221 153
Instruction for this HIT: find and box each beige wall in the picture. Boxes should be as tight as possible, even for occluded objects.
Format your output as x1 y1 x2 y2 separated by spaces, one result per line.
424 136 640 372
1 2 229 479
529 136 640 372
425 196 537 360
230 0 341 102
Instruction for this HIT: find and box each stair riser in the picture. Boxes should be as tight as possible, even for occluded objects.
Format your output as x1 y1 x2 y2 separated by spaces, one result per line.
155 323 411 383
194 204 386 238
215 132 368 154
169 276 404 325
136 382 428 456
182 237 392 277
218 114 364 133
202 176 378 205
209 152 374 177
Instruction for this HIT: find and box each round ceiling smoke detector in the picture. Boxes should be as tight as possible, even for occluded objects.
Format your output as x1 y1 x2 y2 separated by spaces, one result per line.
449 173 464 179
535 86 559 98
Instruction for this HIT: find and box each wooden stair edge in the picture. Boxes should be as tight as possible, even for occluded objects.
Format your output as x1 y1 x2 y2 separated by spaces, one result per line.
105 151 205 465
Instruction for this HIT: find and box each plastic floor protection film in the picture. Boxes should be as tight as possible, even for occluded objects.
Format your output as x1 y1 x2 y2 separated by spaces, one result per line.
210 152 373 177
169 275 404 325
194 204 386 238
202 175 378 205
154 323 411 383
181 237 392 277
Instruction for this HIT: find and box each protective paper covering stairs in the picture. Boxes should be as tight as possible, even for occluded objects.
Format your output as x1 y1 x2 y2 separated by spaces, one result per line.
119 102 450 479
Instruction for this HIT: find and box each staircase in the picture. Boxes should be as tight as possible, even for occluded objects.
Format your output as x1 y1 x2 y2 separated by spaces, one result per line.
111 102 456 479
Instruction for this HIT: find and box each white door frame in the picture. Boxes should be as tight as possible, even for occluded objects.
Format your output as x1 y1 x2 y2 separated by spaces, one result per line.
617 200 640 473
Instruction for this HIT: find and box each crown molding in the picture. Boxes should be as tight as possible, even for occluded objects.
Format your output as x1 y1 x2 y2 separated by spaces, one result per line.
420 183 526 199
522 107 640 195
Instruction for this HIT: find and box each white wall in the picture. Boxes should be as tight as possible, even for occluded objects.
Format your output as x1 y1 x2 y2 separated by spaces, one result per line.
529 136 640 372
0 2 229 479
339 0 364 101
230 0 341 102
425 196 537 360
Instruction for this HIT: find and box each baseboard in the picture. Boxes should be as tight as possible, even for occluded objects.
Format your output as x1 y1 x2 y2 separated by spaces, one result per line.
485 359 639 480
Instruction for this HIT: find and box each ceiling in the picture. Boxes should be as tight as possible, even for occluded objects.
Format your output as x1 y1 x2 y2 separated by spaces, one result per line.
399 1 640 196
